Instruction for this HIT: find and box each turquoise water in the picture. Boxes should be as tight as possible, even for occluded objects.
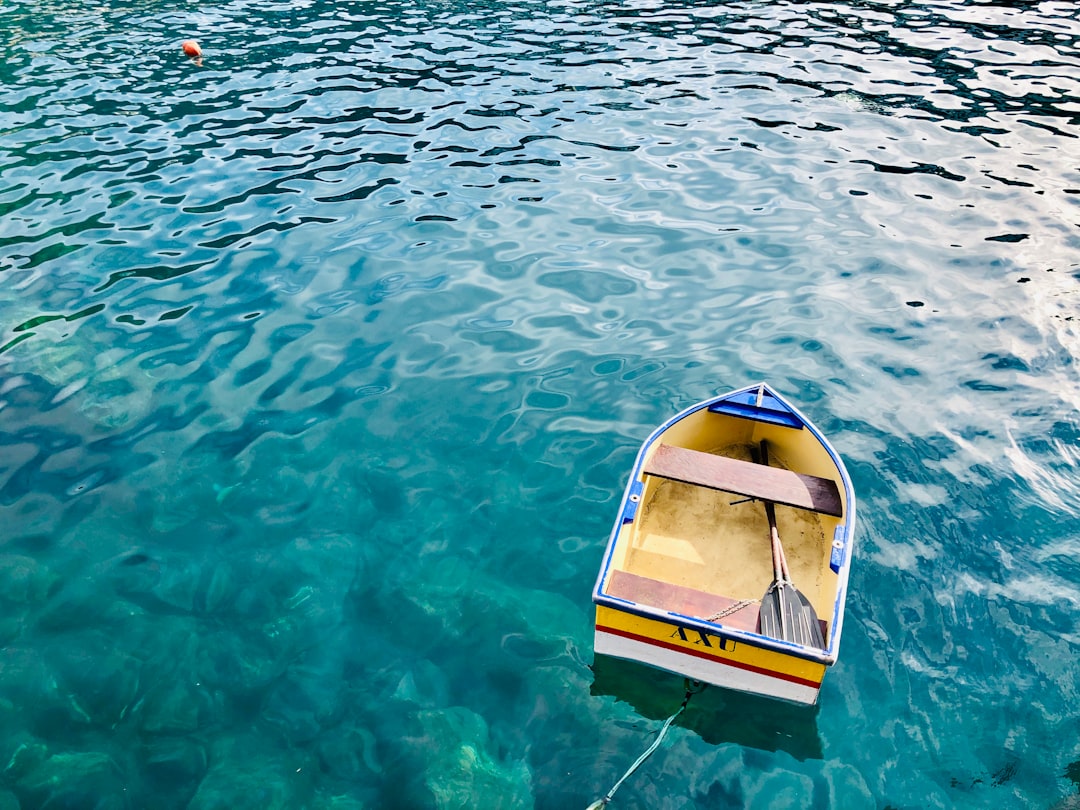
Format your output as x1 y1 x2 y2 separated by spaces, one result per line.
1 0 1079 807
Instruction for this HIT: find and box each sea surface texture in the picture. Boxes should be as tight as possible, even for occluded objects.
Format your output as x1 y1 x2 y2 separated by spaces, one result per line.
1 0 1078 807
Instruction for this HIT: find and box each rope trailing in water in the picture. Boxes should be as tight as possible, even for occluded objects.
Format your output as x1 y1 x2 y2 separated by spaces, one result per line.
585 680 705 810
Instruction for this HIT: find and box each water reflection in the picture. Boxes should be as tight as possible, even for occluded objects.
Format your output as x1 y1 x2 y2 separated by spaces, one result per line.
590 656 823 761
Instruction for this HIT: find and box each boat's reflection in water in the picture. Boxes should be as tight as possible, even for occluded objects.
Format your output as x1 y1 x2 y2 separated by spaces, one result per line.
590 656 823 762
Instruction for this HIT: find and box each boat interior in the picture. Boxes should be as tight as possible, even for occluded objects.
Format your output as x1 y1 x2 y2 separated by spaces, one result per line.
603 408 846 640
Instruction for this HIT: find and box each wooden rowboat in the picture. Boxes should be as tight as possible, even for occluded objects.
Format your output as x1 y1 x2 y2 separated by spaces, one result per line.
592 383 856 705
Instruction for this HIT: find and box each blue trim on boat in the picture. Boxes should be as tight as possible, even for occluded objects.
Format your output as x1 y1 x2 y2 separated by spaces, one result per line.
829 524 847 573
620 480 644 523
707 387 805 429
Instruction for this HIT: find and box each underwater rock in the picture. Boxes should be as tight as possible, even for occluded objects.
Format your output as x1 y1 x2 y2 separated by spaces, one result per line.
219 449 313 530
282 532 362 592
108 551 165 604
313 461 380 541
47 633 143 726
187 735 316 810
77 370 154 431
200 560 237 614
17 340 91 391
0 618 22 647
352 466 406 520
116 442 246 538
114 611 200 681
0 554 59 606
0 734 49 784
194 626 285 707
314 724 381 781
108 550 240 617
391 658 450 709
229 577 279 623
521 663 595 737
0 790 19 810
0 647 71 725
821 759 874 808
136 678 215 734
266 533 361 616
37 575 132 634
139 458 241 535
148 556 211 614
248 532 364 665
140 737 208 801
308 793 368 810
416 556 578 631
263 637 349 744
411 706 535 810
16 749 128 810
388 554 586 670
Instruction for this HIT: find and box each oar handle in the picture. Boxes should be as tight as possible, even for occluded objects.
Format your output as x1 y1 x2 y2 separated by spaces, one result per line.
760 442 789 584
766 503 784 581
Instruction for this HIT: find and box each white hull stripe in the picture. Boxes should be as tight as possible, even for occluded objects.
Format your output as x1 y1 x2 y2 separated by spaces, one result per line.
595 630 820 705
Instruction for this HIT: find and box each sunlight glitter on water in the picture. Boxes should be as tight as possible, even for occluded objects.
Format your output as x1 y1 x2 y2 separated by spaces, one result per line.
1 0 1079 807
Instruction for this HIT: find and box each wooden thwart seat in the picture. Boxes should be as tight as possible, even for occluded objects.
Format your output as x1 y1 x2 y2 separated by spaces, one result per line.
606 569 760 633
643 443 843 517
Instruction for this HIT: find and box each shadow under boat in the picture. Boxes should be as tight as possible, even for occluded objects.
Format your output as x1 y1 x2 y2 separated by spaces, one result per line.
590 655 823 762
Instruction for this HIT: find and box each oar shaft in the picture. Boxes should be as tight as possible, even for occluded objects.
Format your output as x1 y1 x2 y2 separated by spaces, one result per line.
768 521 784 582
776 526 792 582
757 438 826 648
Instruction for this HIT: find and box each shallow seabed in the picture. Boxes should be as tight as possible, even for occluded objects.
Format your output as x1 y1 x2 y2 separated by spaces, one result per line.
1 0 1078 807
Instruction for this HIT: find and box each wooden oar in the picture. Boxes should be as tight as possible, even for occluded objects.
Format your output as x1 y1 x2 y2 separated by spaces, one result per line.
757 441 826 649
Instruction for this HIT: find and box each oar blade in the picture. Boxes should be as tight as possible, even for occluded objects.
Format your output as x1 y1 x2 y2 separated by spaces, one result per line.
759 582 825 649
758 584 783 640
792 589 826 649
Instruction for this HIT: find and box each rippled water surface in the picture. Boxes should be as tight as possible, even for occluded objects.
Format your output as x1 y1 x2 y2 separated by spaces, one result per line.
2 0 1079 807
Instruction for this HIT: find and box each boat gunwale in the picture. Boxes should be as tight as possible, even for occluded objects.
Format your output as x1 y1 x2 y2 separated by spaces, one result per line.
592 381 857 666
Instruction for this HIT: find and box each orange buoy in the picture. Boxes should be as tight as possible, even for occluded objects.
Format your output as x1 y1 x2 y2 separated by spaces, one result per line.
181 40 202 58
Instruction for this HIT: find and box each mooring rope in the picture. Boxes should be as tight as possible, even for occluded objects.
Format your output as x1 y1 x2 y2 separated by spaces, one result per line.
585 680 705 810
704 597 758 623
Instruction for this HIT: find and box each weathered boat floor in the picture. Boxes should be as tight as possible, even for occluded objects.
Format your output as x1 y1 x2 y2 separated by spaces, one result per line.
616 443 829 620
